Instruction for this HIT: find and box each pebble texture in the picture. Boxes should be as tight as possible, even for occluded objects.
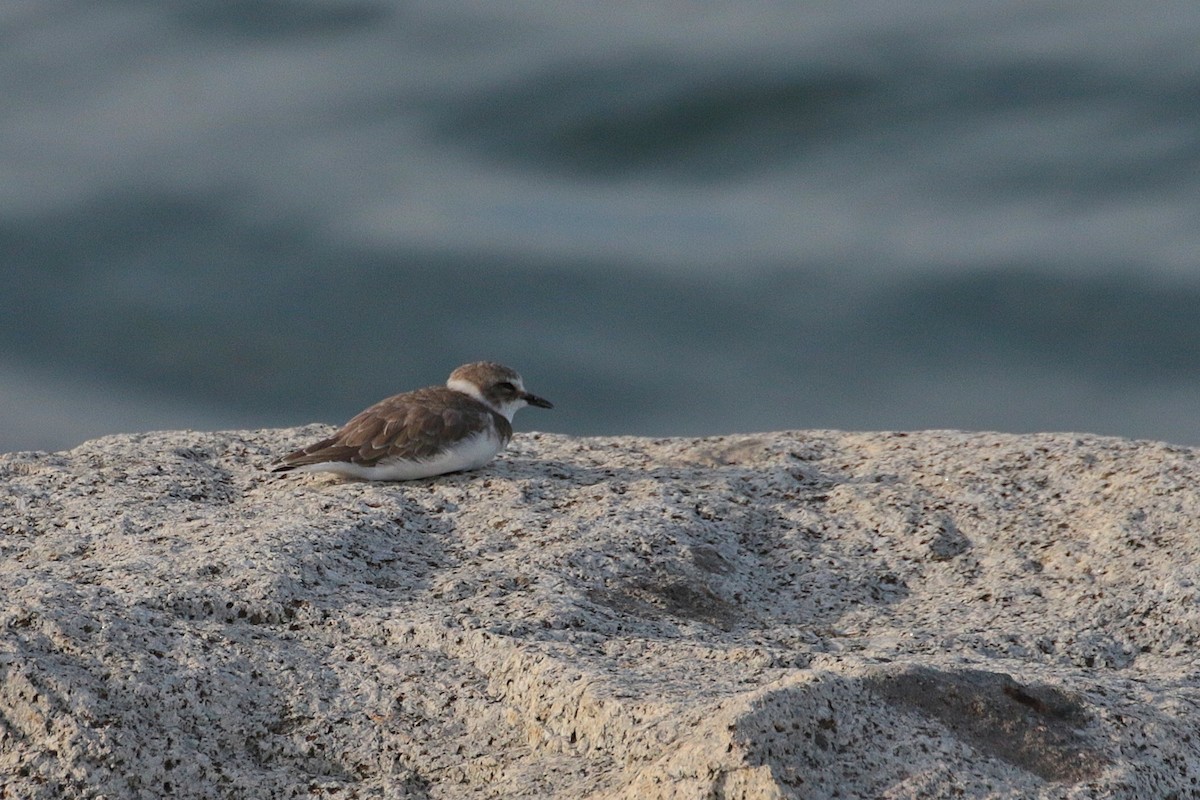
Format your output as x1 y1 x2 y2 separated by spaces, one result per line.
1 427 1199 798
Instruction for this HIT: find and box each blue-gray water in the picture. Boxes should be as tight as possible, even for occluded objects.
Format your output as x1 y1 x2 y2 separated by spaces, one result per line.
3 2 1199 453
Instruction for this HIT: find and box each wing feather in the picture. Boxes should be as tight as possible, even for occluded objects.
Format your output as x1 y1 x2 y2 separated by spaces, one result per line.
272 387 501 471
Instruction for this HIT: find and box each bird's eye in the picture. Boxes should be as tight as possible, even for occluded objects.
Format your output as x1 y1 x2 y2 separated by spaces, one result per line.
497 381 516 393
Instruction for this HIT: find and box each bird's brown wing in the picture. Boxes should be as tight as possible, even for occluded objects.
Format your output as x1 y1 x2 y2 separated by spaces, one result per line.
273 388 505 471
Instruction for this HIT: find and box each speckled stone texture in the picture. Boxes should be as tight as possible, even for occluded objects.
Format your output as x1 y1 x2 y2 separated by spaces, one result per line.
1 427 1199 798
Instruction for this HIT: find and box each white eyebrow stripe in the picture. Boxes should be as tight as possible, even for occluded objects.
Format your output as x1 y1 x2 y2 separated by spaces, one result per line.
446 377 486 404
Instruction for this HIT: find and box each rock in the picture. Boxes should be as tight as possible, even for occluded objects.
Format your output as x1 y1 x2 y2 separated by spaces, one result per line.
1 426 1199 798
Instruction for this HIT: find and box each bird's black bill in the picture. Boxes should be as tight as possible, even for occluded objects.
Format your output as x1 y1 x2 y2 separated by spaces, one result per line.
523 392 553 409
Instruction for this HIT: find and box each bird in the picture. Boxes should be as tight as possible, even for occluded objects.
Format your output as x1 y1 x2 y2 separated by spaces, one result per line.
272 361 552 480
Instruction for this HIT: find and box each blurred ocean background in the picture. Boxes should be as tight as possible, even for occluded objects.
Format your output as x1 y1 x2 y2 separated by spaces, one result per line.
2 1 1198 454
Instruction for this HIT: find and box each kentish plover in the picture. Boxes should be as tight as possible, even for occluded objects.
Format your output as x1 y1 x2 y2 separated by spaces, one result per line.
272 362 552 480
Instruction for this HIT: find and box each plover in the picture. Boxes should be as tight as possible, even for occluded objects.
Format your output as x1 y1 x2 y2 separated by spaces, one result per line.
272 362 553 480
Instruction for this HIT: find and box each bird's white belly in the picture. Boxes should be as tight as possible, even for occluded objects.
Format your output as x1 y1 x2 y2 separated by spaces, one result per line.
290 432 504 481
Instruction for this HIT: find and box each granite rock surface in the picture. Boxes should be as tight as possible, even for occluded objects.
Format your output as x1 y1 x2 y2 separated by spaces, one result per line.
1 427 1199 798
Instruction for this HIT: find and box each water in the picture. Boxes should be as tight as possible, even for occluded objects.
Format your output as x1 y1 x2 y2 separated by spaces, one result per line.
3 1 1199 453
